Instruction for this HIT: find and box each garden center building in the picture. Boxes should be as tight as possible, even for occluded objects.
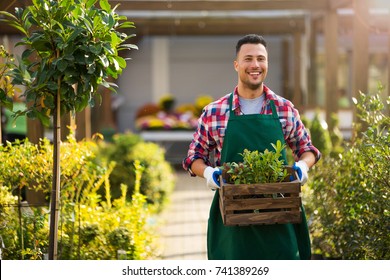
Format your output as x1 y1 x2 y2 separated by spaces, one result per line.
1 0 389 146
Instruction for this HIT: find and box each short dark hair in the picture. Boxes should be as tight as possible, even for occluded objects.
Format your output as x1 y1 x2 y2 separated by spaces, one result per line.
235 34 267 55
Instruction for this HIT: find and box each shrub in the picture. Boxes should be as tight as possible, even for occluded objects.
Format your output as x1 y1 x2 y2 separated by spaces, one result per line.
305 90 389 259
0 137 161 259
222 141 288 184
309 111 332 156
96 132 176 212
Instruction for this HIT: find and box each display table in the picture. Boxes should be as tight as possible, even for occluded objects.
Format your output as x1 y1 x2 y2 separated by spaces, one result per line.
139 130 194 142
139 131 194 164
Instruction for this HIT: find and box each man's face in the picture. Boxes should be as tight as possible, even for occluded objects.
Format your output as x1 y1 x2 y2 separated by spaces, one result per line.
234 43 268 91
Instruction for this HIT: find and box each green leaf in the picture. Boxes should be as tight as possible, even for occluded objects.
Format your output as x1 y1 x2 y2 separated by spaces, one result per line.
26 109 37 119
89 44 102 55
0 90 13 110
67 28 84 43
119 44 138 51
31 38 52 52
47 81 58 91
57 59 68 72
99 55 109 68
118 22 136 29
35 110 51 127
115 56 126 69
99 0 111 12
1 21 29 36
87 63 96 74
86 0 98 9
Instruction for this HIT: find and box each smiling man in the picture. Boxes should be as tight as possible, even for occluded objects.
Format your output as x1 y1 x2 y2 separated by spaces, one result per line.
183 34 321 260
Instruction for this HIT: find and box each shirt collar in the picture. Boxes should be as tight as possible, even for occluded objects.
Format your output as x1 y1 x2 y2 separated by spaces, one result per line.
233 85 270 111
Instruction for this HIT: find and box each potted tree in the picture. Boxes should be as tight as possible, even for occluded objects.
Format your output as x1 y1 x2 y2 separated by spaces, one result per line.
0 0 137 259
0 45 16 143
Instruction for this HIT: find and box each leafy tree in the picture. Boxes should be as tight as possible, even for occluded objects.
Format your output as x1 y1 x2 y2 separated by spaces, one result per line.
305 89 389 259
0 0 137 259
0 45 18 142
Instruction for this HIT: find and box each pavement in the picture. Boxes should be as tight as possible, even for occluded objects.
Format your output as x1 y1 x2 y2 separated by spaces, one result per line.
157 169 215 260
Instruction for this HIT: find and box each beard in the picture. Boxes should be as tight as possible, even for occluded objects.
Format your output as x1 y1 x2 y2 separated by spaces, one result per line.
244 80 263 91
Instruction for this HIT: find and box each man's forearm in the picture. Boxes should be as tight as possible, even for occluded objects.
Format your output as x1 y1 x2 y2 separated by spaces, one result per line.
190 158 209 177
298 151 316 169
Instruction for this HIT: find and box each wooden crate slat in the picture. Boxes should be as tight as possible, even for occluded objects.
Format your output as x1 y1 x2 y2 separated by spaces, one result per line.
222 182 301 196
225 210 302 226
224 197 301 211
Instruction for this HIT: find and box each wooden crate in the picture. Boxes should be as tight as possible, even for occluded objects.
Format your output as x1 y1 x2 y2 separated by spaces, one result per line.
219 167 302 226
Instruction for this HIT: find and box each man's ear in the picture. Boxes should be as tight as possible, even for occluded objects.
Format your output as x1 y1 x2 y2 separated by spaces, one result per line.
233 60 238 72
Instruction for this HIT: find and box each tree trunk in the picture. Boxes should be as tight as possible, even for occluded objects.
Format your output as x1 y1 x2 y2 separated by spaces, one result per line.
0 106 2 143
48 84 61 260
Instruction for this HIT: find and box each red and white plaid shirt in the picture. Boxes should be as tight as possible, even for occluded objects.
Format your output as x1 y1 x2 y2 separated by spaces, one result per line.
183 85 321 172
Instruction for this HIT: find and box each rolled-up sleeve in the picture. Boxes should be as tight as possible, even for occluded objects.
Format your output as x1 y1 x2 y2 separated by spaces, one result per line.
285 106 321 162
182 114 215 172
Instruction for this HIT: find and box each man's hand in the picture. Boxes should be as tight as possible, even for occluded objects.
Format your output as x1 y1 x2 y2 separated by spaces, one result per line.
203 166 222 190
292 160 309 185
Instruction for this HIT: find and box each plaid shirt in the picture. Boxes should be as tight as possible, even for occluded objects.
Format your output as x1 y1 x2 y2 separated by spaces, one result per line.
183 85 321 172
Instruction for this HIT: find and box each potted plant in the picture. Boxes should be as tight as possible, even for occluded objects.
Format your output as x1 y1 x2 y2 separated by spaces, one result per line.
0 0 137 259
219 140 301 226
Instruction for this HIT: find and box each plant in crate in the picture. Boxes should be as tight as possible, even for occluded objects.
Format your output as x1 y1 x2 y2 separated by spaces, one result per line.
219 140 301 226
222 140 288 184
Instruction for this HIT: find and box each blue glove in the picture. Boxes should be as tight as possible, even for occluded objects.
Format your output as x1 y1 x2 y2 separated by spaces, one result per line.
292 160 309 185
203 166 222 190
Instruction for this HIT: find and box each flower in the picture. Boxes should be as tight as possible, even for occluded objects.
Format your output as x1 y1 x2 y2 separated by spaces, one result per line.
135 94 212 131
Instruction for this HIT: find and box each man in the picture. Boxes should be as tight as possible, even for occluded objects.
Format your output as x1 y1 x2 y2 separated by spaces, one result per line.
182 34 321 260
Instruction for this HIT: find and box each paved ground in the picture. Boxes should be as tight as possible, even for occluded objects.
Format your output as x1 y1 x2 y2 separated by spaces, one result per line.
157 169 215 260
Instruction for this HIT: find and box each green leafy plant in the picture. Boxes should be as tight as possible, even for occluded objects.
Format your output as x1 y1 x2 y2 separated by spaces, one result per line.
0 137 163 260
305 89 389 259
96 132 176 212
0 0 137 259
222 140 288 184
309 111 333 157
0 45 19 143
0 45 16 110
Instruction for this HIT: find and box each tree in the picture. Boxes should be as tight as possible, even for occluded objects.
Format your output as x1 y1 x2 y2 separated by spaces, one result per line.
0 45 17 143
0 0 137 259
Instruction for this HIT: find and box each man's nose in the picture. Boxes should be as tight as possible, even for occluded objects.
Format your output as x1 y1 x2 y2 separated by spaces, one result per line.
251 59 260 67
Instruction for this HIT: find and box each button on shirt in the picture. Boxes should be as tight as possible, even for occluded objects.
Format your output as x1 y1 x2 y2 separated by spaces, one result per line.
183 85 321 172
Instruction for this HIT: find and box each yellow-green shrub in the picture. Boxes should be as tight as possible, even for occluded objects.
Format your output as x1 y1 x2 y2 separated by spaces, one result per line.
0 137 160 259
96 132 176 212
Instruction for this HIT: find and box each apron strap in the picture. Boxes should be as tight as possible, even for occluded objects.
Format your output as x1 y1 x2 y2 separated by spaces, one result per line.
270 100 278 118
229 93 234 114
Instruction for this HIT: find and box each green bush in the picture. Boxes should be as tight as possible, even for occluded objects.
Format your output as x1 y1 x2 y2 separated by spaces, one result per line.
96 132 176 212
309 111 333 156
0 137 161 259
305 91 389 259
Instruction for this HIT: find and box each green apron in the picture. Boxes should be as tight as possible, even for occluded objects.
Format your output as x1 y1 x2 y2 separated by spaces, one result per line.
207 93 311 260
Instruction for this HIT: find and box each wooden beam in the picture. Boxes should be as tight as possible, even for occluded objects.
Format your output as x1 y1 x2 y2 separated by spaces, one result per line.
351 0 369 130
281 38 290 99
111 0 329 11
307 17 318 107
134 17 305 35
328 0 353 10
0 0 332 12
27 118 44 144
293 32 302 109
324 7 338 127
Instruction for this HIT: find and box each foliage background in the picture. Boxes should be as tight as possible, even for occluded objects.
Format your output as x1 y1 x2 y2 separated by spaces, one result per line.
304 90 389 259
0 135 175 259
